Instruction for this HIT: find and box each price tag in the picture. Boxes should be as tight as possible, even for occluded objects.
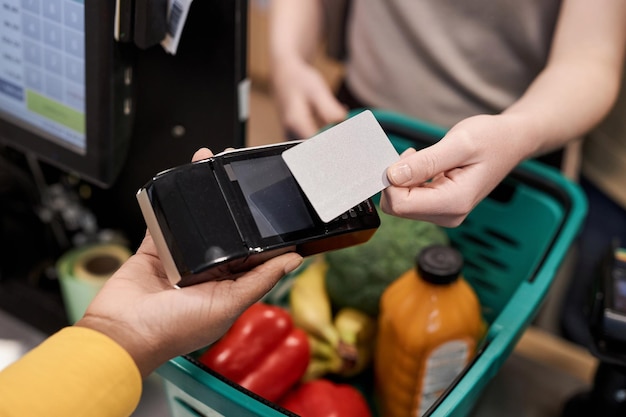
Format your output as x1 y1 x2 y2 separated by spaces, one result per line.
161 0 193 55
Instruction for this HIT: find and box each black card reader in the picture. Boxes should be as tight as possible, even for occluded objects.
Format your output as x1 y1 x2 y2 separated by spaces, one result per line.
136 142 380 286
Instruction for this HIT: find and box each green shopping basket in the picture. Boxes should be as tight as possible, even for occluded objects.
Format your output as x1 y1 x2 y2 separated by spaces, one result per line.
157 109 588 417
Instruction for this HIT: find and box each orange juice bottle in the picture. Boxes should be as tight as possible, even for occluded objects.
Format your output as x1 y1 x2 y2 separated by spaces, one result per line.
375 245 485 417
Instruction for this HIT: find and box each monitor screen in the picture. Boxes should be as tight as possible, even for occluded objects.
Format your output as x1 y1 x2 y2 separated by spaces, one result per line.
0 1 133 188
0 0 85 154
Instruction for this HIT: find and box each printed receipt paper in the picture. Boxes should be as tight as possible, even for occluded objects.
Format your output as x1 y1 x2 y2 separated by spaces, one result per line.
282 110 400 223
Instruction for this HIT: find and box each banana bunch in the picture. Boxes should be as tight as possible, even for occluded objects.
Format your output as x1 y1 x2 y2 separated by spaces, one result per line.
289 255 377 381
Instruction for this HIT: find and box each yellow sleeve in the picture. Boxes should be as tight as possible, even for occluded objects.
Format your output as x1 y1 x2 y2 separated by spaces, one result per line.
0 326 142 417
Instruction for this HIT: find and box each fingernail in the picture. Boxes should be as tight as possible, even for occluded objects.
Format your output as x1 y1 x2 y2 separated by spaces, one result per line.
389 164 412 185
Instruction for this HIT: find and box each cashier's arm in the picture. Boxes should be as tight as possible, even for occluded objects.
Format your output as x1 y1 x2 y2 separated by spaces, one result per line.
382 0 626 227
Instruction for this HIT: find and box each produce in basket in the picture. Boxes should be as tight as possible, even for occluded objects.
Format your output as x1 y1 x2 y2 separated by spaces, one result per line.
325 210 449 316
278 379 372 417
289 258 377 380
198 302 309 403
304 306 377 380
332 307 376 378
289 256 339 348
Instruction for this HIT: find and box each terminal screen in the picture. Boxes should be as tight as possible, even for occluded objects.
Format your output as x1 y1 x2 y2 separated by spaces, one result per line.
227 155 315 238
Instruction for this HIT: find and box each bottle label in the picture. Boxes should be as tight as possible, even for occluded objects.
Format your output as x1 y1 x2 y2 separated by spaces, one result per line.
417 340 470 416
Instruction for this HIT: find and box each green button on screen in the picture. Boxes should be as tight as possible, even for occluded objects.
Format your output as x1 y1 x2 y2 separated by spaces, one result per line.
26 90 85 135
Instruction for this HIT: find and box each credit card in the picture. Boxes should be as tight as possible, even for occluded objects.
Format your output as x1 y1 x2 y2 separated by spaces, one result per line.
282 110 400 223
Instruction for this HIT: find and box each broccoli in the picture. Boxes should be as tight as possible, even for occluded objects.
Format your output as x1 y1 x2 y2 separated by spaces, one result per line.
324 210 449 316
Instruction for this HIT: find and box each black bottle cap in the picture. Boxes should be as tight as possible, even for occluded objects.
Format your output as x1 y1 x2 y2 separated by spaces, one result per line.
416 245 463 285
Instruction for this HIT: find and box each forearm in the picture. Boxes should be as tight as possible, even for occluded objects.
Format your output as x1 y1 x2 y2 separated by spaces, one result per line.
503 0 626 159
504 58 623 159
269 0 324 66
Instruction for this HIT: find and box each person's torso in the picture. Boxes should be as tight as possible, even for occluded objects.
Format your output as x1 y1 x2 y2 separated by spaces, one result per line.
344 0 562 127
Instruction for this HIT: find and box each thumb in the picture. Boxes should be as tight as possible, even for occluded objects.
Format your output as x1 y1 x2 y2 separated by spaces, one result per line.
227 252 304 306
386 134 471 186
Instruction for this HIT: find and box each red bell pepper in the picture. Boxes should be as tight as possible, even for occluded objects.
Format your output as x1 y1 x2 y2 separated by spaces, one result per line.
279 379 373 417
198 302 310 403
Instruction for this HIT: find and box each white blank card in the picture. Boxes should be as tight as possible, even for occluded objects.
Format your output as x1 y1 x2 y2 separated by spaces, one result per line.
282 110 400 223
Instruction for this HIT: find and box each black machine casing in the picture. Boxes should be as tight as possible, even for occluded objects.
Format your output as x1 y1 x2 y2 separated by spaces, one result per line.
137 142 380 286
590 244 626 354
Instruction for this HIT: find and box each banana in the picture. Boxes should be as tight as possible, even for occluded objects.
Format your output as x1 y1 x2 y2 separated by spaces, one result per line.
334 307 377 346
290 260 377 380
333 307 377 377
289 255 340 348
302 354 343 381
307 334 336 360
303 334 344 381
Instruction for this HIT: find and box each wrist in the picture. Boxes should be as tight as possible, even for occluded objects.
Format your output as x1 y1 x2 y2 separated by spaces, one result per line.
500 108 566 160
270 53 310 78
496 112 545 161
75 315 160 378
